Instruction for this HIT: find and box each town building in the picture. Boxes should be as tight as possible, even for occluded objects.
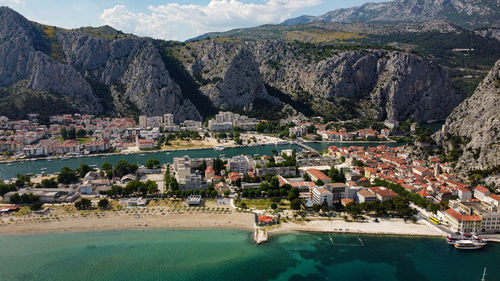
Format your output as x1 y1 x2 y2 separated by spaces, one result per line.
357 189 377 203
311 186 333 207
305 169 331 184
227 155 248 174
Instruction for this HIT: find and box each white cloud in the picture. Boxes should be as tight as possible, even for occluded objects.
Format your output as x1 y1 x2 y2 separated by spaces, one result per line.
100 0 322 41
0 0 24 4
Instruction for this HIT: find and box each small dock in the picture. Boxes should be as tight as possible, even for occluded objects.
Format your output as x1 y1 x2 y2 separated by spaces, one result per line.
253 227 269 244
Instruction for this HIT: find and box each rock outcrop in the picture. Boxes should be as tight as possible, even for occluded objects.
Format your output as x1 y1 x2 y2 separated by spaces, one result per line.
0 7 201 121
182 39 465 121
434 59 500 172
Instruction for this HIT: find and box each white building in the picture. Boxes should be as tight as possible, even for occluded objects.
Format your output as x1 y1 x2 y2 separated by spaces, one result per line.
227 155 248 174
311 186 333 207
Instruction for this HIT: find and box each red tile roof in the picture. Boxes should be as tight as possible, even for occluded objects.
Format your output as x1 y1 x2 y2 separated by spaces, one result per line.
475 185 490 194
306 169 330 181
445 209 481 222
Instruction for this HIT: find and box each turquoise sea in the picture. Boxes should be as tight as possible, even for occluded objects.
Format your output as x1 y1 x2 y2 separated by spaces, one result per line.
0 229 498 281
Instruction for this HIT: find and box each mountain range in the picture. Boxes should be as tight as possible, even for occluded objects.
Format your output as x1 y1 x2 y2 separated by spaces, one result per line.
282 0 500 30
0 6 470 124
1 1 499 124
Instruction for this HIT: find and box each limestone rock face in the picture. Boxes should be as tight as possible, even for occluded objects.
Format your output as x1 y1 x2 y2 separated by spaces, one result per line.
434 60 500 172
183 39 464 121
0 7 202 120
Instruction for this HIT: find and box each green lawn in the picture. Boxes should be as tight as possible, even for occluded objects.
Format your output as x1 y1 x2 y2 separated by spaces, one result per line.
241 199 273 210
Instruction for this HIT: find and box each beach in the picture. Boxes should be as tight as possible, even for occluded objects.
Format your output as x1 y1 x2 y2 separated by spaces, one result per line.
273 217 446 237
0 203 445 237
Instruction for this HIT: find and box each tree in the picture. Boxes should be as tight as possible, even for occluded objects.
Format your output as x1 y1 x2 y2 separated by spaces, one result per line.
271 203 278 210
287 187 300 201
114 160 138 177
303 173 311 181
9 193 21 204
76 129 87 138
77 163 92 177
145 180 159 195
315 179 324 186
75 198 91 210
108 185 123 198
98 198 109 209
290 198 302 210
145 159 160 169
58 167 78 184
39 178 58 188
170 177 179 191
339 156 345 164
30 201 44 211
102 162 113 171
224 190 230 197
312 203 321 213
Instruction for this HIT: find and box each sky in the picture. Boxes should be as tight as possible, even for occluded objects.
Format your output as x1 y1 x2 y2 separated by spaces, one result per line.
0 0 388 41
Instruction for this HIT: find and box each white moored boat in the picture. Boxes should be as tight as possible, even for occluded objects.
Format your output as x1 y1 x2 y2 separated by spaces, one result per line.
453 240 487 250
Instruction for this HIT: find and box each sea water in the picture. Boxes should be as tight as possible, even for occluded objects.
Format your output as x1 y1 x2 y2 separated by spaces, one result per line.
0 229 498 281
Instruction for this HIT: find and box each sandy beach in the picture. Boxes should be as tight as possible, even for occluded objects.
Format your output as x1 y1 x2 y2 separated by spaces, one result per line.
0 205 445 238
0 209 255 235
272 218 446 237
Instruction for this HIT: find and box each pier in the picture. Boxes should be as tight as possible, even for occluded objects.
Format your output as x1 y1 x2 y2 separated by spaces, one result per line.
253 227 269 244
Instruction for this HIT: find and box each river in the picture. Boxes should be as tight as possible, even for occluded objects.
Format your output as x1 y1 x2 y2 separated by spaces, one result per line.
0 142 404 180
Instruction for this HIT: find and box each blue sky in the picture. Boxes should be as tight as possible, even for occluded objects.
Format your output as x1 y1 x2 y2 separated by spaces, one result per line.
1 0 387 41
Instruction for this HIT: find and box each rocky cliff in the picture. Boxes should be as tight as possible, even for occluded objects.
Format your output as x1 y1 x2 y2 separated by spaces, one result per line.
283 0 500 30
181 39 465 121
0 7 201 121
434 60 500 172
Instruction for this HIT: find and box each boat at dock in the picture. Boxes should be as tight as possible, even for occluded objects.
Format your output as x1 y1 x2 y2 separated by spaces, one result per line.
453 240 487 250
214 145 226 151
446 233 484 245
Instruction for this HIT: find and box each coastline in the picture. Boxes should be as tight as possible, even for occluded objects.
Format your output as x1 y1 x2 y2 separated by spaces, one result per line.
0 210 446 239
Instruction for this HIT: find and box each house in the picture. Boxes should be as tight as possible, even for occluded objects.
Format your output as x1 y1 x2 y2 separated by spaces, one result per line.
457 186 472 202
56 140 80 154
370 186 399 202
85 140 109 153
138 139 155 149
474 185 491 201
357 189 377 203
412 166 433 178
311 187 333 207
205 166 215 179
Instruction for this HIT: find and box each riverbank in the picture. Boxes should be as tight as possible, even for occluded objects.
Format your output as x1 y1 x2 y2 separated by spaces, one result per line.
0 137 288 165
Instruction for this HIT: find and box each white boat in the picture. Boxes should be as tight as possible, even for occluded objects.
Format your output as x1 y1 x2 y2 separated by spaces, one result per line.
41 167 47 171
453 240 487 250
7 163 13 166
446 233 483 245
214 146 226 151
